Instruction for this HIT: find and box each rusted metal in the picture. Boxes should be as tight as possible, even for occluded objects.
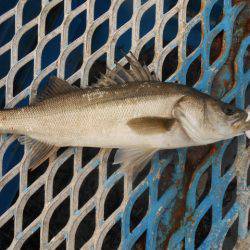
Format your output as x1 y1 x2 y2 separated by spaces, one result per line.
163 144 214 249
211 1 250 98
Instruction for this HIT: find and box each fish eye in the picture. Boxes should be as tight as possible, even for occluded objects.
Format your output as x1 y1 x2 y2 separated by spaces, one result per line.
222 105 237 116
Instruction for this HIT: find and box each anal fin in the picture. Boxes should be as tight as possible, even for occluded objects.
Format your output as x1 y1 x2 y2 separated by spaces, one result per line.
18 136 58 171
114 148 158 179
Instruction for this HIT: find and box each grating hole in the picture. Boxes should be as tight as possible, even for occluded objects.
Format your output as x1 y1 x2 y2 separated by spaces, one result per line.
248 209 250 231
159 149 179 163
0 50 10 79
222 177 237 218
186 22 202 56
71 0 86 10
65 44 83 79
89 54 107 85
55 240 66 250
49 197 70 241
45 1 64 35
131 231 147 250
15 96 30 108
186 55 202 86
82 147 100 166
221 138 237 176
18 25 38 60
247 166 250 187
196 166 211 207
158 162 175 200
209 30 224 65
245 83 250 109
68 11 86 44
75 209 95 249
104 178 124 220
0 86 5 108
130 188 149 232
21 229 40 250
73 78 81 88
28 159 49 186
0 0 18 15
78 167 99 209
133 162 151 190
94 0 111 19
117 0 133 29
245 85 250 147
195 207 212 248
210 0 223 30
162 47 178 81
180 239 185 249
0 16 15 47
163 0 178 13
91 20 109 53
222 217 238 250
22 0 41 25
138 38 155 66
115 29 132 61
37 70 57 95
13 60 34 96
22 186 44 229
56 147 69 157
243 45 250 73
163 13 178 47
107 149 120 178
0 175 19 216
186 0 201 22
0 217 14 249
3 140 24 175
41 35 61 70
53 155 74 197
102 220 121 249
140 5 156 38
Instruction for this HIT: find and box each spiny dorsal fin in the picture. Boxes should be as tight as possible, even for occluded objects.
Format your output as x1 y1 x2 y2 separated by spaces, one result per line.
19 135 58 171
33 77 78 104
127 117 176 135
97 51 159 86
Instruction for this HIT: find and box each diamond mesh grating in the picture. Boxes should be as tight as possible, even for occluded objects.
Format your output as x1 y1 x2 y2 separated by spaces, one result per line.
0 0 249 249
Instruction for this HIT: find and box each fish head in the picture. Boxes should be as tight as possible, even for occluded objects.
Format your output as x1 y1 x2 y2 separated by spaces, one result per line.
173 94 249 144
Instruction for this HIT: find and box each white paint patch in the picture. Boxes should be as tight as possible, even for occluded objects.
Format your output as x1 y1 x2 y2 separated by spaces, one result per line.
246 106 250 139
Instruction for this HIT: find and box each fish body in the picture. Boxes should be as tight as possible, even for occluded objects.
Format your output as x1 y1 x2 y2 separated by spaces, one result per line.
0 82 194 148
0 53 249 171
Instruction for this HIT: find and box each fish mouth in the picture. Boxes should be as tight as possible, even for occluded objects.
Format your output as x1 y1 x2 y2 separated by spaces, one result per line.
232 111 248 128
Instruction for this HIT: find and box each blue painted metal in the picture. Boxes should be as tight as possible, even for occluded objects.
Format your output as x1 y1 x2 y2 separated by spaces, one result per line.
0 0 249 249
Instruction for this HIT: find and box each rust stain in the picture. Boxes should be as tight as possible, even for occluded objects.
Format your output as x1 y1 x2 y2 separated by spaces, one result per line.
211 2 250 98
163 144 214 249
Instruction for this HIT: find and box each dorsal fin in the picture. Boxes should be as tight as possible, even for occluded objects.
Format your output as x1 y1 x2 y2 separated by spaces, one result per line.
97 51 160 86
32 77 78 104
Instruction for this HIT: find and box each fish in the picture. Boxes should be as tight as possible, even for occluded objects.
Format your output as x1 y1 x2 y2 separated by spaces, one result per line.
0 52 249 172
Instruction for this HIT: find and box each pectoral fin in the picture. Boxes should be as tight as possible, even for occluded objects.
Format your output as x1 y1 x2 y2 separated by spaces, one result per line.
114 148 158 178
127 117 176 135
18 136 58 171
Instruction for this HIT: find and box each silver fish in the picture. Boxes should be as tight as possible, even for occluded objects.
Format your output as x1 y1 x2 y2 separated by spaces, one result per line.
0 53 249 171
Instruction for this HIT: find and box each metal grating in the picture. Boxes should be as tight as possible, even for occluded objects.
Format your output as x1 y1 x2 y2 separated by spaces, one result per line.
0 0 249 249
